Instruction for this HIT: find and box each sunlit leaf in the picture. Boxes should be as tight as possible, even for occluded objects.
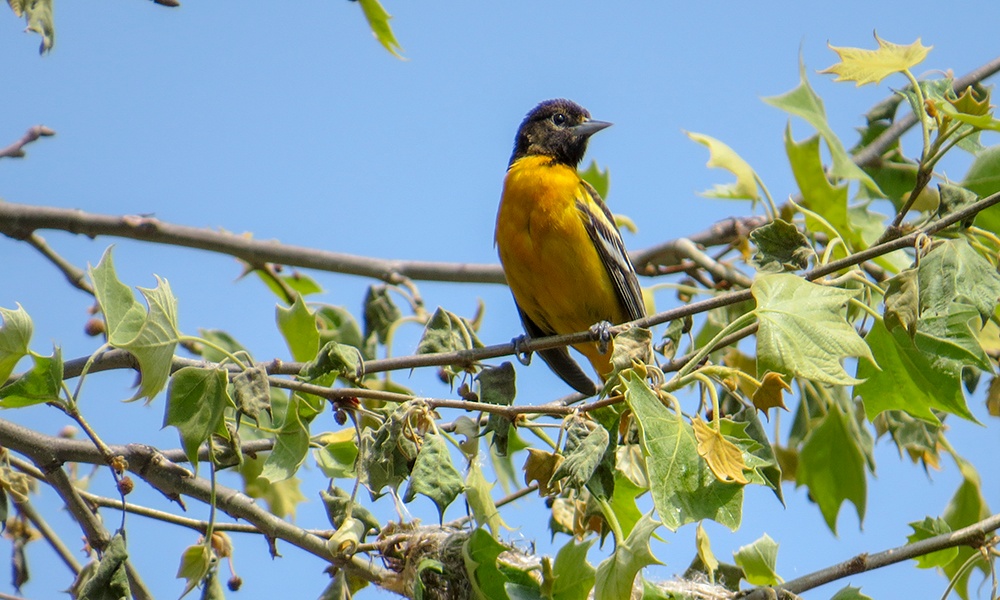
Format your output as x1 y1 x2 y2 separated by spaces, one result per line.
593 512 661 600
820 34 931 86
463 527 509 600
0 348 62 408
686 131 759 201
276 294 320 363
357 0 404 59
692 417 748 484
164 367 234 469
733 533 782 585
749 219 812 273
579 160 610 201
796 402 866 533
0 305 32 383
403 430 465 520
9 0 54 54
906 516 958 568
753 273 873 386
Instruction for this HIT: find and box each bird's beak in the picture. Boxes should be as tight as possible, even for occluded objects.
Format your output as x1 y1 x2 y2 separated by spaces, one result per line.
573 119 612 137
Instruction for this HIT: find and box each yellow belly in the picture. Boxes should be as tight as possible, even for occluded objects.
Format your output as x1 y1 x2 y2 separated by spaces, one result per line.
495 156 625 376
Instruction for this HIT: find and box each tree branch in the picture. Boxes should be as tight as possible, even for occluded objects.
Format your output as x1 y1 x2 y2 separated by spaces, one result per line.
739 512 1000 599
0 125 55 159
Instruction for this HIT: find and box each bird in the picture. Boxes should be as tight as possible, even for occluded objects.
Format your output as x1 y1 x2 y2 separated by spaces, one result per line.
495 99 645 395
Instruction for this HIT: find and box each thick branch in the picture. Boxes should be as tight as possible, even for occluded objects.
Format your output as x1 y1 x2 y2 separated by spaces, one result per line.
739 512 1000 599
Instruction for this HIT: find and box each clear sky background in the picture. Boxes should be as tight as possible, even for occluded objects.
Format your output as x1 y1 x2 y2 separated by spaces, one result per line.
1 1 998 598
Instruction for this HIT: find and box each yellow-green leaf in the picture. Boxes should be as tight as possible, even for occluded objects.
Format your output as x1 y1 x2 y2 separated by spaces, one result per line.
692 416 749 484
686 131 759 202
820 33 931 87
357 0 404 59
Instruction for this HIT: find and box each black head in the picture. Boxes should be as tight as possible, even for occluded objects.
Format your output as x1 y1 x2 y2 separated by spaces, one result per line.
509 99 611 167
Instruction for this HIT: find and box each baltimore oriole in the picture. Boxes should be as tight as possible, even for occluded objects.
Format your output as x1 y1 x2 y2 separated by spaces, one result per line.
495 99 645 395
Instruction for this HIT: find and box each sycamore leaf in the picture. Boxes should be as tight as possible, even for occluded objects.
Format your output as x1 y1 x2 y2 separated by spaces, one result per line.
883 268 919 336
579 160 610 201
463 528 509 600
0 305 32 383
820 33 931 86
856 320 976 424
830 585 874 600
949 85 992 117
90 248 180 402
320 486 381 542
76 532 130 600
356 0 404 59
906 517 958 569
314 429 359 480
176 544 212 599
260 396 311 483
466 460 507 535
301 341 364 383
751 371 790 416
692 417 748 484
796 402 866 534
523 449 563 496
749 219 812 273
784 127 853 248
277 294 320 363
552 416 610 491
403 431 465 520
593 512 662 600
940 459 991 599
0 348 62 408
363 284 401 345
764 61 879 192
695 523 719 576
624 373 743 531
753 273 874 386
479 362 516 456
163 367 234 470
549 539 596 600
686 132 759 201
9 0 54 54
231 364 271 423
733 533 782 585
417 308 484 375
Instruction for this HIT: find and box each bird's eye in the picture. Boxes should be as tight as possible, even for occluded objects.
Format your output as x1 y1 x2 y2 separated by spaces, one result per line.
552 113 567 126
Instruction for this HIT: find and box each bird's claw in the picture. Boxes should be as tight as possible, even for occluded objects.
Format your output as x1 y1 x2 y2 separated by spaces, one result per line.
512 335 533 365
590 321 613 355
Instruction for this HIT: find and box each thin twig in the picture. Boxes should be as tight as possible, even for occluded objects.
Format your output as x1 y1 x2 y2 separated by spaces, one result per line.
0 125 55 159
15 499 82 575
24 233 94 295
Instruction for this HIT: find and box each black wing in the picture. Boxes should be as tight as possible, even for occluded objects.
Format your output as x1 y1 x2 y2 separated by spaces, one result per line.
516 304 599 396
576 180 646 322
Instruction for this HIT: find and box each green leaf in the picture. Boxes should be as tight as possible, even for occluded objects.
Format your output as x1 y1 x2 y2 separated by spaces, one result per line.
883 268 919 336
463 528 510 600
549 539 596 600
856 320 977 423
403 430 465 520
320 486 381 540
940 459 991 599
231 363 270 424
300 341 364 383
906 517 958 568
363 285 401 345
175 543 212 599
276 294 320 362
962 144 1000 234
0 348 62 408
260 395 311 483
90 248 180 402
695 522 719 575
753 273 873 386
919 239 1000 326
733 533 782 586
624 373 743 531
314 429 359 480
763 60 879 192
76 532 130 600
731 406 784 505
819 34 931 86
686 131 759 201
466 460 506 535
749 219 812 273
829 585 874 600
358 402 423 496
551 416 610 492
164 367 234 469
579 160 610 201
256 268 323 299
795 402 866 533
416 308 484 379
0 305 32 384
593 512 662 600
9 0 54 54
478 362 516 456
356 0 404 59
784 127 853 247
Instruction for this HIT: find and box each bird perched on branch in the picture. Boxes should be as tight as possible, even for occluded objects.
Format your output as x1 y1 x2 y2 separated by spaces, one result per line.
495 99 645 395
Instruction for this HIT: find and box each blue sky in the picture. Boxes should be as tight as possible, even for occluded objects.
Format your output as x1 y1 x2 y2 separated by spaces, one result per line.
1 1 998 598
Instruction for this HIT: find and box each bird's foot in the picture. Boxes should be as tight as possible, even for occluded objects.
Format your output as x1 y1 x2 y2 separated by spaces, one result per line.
590 321 613 355
512 334 533 365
